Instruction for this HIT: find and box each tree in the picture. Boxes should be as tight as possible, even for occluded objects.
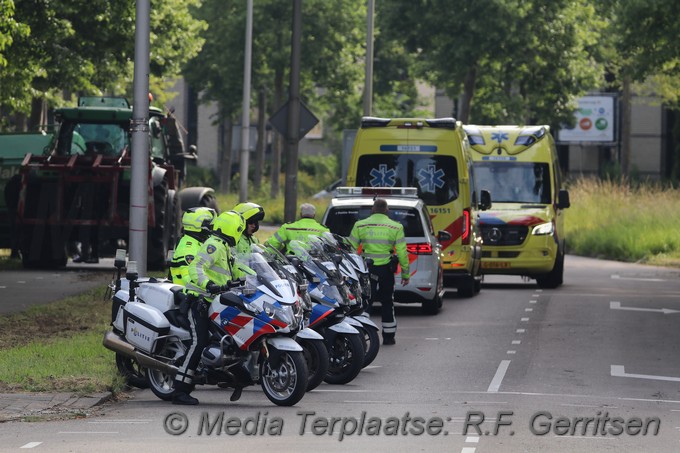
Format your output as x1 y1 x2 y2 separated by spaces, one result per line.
381 0 605 127
0 0 206 130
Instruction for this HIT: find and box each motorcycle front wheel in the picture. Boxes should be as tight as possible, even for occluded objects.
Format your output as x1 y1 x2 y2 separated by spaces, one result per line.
260 350 308 406
298 339 330 391
356 324 380 368
324 332 365 385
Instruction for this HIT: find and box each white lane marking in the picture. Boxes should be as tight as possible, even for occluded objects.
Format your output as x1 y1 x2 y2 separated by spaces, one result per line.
88 419 151 424
507 350 516 355
17 281 26 284
516 329 525 333
525 308 533 312
487 360 511 393
612 274 665 282
560 403 617 409
0 286 6 289
446 337 452 340
521 317 529 321
512 340 521 345
20 443 42 449
363 365 382 370
461 448 476 453
58 432 118 434
610 301 680 315
529 300 537 304
611 365 680 382
425 337 438 340
313 389 370 393
465 436 480 443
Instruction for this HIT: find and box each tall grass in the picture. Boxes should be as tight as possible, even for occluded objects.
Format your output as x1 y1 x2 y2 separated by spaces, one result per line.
564 178 680 266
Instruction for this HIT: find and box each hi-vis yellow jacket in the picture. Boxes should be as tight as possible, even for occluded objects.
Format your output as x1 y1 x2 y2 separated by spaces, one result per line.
266 218 329 253
349 213 409 279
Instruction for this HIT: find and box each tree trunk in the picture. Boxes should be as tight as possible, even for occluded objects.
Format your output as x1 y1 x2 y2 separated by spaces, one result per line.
28 97 46 131
254 87 267 188
220 117 234 193
621 75 632 178
270 69 284 198
458 66 477 123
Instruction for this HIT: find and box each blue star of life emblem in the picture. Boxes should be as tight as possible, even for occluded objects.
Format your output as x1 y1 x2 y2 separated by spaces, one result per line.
491 132 509 143
369 164 396 187
417 165 445 192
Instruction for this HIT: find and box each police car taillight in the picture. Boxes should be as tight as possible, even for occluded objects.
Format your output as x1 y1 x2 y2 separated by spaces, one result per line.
407 243 433 255
461 209 471 245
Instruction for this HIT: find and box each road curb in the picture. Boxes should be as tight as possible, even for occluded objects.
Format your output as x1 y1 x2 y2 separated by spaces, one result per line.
0 391 112 422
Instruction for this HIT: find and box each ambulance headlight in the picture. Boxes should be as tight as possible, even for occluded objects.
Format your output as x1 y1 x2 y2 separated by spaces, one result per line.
532 222 554 236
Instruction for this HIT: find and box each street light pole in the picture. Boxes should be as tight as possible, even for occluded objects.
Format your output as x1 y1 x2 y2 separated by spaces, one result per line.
283 0 302 223
363 0 375 117
239 0 253 202
129 0 151 275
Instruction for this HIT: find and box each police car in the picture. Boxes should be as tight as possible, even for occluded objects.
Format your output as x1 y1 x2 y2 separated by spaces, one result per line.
321 187 450 314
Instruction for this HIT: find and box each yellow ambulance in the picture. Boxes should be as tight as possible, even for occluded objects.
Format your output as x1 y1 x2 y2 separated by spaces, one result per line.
463 125 570 288
346 117 491 297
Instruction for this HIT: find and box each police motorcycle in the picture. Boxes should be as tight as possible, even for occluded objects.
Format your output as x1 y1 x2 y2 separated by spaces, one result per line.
254 243 330 391
102 247 309 407
288 239 366 385
316 233 381 368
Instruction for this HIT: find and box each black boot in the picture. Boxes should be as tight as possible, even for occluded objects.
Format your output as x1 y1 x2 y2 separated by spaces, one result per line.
173 391 199 405
230 387 243 402
383 334 395 345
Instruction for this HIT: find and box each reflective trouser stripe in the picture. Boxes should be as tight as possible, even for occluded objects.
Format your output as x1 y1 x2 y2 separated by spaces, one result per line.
176 311 199 385
382 319 397 334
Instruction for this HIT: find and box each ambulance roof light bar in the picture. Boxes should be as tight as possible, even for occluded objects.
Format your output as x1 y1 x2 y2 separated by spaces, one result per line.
335 187 419 198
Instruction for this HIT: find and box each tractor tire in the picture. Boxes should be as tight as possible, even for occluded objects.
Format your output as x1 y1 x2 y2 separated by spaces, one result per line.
147 180 173 271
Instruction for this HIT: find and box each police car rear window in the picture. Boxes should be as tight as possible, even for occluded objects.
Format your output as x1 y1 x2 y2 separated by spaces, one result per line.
325 207 424 238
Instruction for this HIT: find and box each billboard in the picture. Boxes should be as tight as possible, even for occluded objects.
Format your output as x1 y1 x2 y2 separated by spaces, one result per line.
557 94 617 144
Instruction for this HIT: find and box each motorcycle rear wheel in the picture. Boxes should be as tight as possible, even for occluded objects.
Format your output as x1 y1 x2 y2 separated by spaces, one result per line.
115 353 148 389
324 332 365 385
260 350 308 406
299 339 330 391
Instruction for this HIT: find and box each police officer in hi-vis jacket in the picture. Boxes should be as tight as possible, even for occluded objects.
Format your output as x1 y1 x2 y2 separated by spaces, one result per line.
349 198 409 345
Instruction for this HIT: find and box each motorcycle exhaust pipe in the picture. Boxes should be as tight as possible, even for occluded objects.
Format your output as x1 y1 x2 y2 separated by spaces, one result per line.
102 331 178 376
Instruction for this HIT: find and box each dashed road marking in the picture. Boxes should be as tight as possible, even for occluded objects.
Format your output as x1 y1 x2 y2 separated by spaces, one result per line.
611 365 680 382
521 317 529 321
487 360 511 393
20 443 42 449
525 308 533 312
507 350 516 354
512 340 521 345
516 329 525 333
610 301 679 315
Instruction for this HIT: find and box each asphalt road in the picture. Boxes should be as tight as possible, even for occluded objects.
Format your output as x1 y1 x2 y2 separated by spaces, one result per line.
0 259 113 315
2 255 680 452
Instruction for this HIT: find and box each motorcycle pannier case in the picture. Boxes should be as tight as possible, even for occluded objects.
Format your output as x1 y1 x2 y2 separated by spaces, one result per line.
123 302 171 354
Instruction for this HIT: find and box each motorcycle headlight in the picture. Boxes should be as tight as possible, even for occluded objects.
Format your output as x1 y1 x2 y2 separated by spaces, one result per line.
532 222 554 236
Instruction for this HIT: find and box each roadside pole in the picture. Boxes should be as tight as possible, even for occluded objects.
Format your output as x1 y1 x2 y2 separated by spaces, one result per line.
129 0 151 275
283 0 302 223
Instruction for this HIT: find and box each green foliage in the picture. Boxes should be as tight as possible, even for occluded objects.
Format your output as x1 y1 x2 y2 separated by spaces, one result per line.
381 0 605 126
0 0 206 128
564 178 680 266
185 164 219 188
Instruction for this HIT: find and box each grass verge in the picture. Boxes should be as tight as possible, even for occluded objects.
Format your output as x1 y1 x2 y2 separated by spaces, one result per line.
0 284 126 394
564 178 680 266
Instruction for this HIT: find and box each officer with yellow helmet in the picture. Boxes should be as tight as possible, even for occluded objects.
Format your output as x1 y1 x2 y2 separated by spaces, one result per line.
169 207 216 286
349 198 409 345
232 202 265 254
173 210 246 405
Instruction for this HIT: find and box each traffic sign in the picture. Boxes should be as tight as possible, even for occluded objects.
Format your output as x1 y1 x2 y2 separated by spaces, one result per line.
269 100 319 139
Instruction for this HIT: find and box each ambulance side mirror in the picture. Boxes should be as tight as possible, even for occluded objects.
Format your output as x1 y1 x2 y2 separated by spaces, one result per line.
557 189 570 209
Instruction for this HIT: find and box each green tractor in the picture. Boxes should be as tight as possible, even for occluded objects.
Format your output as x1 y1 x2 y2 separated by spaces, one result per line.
4 96 218 269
